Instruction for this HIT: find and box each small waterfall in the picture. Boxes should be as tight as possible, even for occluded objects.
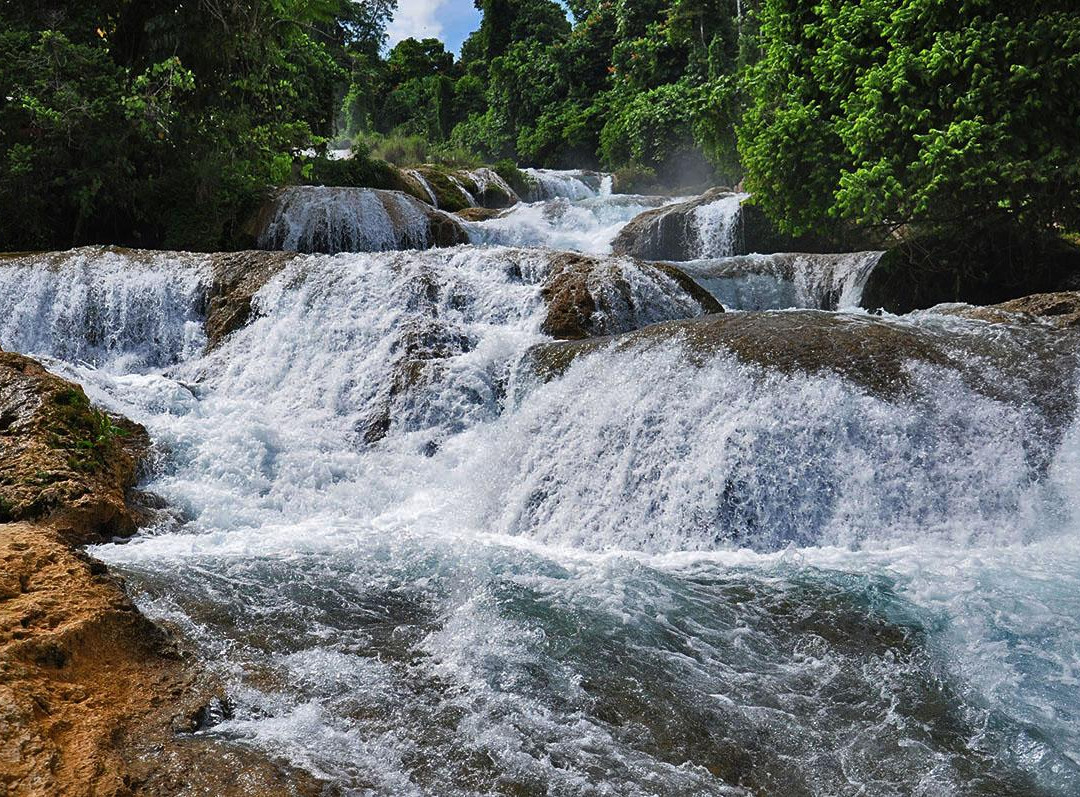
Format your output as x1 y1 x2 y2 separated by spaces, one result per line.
404 169 440 207
464 194 671 254
466 167 519 204
0 247 210 370
448 174 478 206
6 241 1080 796
522 168 603 201
680 251 885 310
484 312 1076 553
691 192 749 258
257 186 459 254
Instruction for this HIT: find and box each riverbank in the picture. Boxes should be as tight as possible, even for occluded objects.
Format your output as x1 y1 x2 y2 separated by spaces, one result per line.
0 352 321 796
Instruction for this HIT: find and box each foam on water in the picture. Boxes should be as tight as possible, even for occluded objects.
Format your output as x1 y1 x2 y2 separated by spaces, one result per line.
5 234 1080 794
466 195 674 255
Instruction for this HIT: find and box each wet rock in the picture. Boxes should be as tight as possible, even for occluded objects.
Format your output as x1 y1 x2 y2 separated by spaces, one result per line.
929 291 1080 329
524 311 1078 451
0 354 325 796
206 250 300 349
251 186 468 254
455 206 506 223
540 252 723 340
0 352 148 542
612 190 812 261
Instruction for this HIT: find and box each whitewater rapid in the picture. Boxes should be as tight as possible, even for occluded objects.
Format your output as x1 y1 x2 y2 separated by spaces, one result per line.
2 174 1079 796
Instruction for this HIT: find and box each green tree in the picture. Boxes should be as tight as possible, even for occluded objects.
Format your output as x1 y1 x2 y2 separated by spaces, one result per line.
740 0 1080 241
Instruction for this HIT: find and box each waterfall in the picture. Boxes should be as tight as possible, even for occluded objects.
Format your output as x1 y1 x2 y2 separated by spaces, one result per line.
679 251 885 310
691 192 749 258
464 194 671 254
256 186 462 254
466 167 520 204
6 233 1080 795
0 247 210 370
522 168 604 201
404 169 440 207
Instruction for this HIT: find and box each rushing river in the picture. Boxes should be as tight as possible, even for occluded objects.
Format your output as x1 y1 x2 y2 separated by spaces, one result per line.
2 173 1079 795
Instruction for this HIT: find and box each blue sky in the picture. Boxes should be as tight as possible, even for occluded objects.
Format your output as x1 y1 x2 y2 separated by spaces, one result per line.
386 1 483 54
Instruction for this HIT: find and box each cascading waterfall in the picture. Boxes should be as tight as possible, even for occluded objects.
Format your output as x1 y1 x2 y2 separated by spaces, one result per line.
448 174 478 206
466 167 520 204
5 192 1080 796
679 251 885 310
404 168 440 207
522 168 603 201
691 192 750 258
257 186 456 254
465 194 674 255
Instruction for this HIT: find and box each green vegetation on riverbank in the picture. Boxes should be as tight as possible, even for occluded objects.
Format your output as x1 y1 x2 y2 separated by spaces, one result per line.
1 0 1077 278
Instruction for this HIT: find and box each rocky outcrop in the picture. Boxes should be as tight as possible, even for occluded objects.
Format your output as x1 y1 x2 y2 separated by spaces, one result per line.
539 252 723 340
523 311 1078 443
454 206 506 223
205 250 300 349
929 292 1080 329
0 352 323 796
611 190 841 262
401 167 519 212
0 353 147 540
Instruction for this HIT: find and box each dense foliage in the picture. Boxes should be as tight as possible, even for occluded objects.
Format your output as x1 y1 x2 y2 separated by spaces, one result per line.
740 0 1080 243
346 0 750 184
0 0 395 250
2 0 1077 257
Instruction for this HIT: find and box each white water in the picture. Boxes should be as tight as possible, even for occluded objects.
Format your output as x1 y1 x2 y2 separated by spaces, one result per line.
691 192 750 258
522 168 603 201
4 194 1080 795
679 251 884 310
258 186 450 254
465 194 675 255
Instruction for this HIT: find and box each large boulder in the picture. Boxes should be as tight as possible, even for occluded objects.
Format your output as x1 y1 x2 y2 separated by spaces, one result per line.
612 190 813 261
205 250 299 349
0 352 148 540
524 311 1078 441
539 252 723 340
928 291 1080 329
400 167 519 212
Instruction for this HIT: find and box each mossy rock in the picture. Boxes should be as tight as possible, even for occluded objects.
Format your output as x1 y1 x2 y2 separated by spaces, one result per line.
0 352 148 540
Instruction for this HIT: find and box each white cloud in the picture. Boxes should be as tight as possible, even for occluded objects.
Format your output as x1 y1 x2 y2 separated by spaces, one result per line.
386 0 448 47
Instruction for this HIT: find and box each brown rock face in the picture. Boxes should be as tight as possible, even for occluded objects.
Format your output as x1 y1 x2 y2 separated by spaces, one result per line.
205 250 300 349
0 352 324 796
454 206 506 223
539 252 723 340
0 353 147 541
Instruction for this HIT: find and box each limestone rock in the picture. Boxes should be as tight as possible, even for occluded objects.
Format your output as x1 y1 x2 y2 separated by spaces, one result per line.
0 352 147 541
540 252 723 340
